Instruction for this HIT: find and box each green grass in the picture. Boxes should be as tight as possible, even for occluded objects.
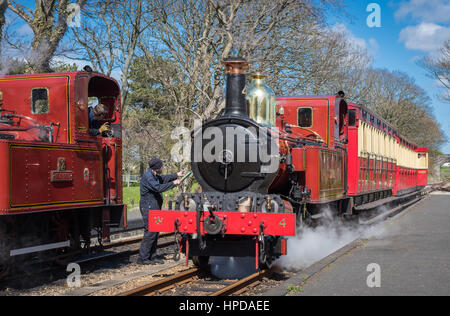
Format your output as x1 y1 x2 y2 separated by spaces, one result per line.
441 167 450 179
123 186 140 209
286 284 304 294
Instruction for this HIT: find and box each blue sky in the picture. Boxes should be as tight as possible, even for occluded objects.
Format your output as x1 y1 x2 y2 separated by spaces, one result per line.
330 0 450 153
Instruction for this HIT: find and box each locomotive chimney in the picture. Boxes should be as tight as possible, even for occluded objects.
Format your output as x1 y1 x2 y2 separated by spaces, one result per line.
222 57 250 117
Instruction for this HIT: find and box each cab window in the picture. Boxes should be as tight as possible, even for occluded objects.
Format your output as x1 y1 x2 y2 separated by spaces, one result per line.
348 109 356 126
298 107 312 127
31 88 49 114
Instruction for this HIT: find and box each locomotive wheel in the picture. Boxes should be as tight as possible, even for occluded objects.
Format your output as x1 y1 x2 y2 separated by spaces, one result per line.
50 212 81 265
0 258 12 280
0 219 15 279
192 256 210 269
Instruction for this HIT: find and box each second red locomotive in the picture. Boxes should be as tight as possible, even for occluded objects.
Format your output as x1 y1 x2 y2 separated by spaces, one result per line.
0 70 126 275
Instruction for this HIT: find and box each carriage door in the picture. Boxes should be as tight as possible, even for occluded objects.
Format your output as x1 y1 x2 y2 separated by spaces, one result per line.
335 97 348 143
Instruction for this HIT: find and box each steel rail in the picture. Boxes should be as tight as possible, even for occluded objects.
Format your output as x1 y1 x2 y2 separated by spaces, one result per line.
210 269 271 296
118 267 272 297
118 268 200 296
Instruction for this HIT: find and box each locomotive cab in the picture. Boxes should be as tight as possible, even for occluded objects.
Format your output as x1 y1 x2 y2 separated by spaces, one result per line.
276 94 349 147
272 95 350 218
74 74 122 141
73 73 124 238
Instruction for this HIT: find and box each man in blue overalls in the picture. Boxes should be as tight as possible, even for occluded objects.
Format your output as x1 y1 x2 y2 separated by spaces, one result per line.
137 158 183 265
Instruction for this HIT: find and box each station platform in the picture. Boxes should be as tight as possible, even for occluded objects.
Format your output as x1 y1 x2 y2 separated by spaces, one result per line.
267 192 450 296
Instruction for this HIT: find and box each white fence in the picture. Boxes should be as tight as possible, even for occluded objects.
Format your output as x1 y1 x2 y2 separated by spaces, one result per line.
123 174 140 186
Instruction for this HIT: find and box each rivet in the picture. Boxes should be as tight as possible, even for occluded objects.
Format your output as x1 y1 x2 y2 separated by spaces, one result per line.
248 221 252 226
241 227 246 233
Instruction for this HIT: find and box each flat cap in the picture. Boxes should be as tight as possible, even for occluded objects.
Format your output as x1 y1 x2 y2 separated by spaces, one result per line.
149 157 163 170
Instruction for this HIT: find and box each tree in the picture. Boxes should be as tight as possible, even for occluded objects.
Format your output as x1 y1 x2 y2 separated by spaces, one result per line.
353 68 445 154
127 55 179 119
267 27 372 97
0 0 7 46
50 60 78 72
7 0 87 73
0 57 27 74
140 0 343 125
421 40 450 102
70 0 150 110
0 0 7 72
122 107 174 177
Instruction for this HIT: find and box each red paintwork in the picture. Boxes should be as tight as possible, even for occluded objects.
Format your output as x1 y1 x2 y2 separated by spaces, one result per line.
291 147 305 171
273 96 348 203
0 141 104 214
416 148 428 186
0 72 124 216
276 96 334 147
148 210 296 236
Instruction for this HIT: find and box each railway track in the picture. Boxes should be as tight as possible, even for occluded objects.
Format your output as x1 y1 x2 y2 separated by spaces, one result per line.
117 189 434 297
436 179 450 192
118 268 272 296
4 186 441 294
76 232 175 265
0 230 175 288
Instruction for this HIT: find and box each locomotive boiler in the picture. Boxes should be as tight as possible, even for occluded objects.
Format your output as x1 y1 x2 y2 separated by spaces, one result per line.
147 57 428 269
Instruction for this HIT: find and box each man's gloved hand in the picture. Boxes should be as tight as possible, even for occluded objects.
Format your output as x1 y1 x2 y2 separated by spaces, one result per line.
99 122 111 134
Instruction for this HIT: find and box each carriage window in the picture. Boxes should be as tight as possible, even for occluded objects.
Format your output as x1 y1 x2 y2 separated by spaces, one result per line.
348 109 356 126
298 108 312 127
31 88 49 114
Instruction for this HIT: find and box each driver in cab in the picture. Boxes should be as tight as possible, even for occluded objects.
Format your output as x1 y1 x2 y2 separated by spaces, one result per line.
89 103 111 136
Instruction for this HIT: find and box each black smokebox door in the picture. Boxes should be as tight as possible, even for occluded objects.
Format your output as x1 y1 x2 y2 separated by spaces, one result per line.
197 124 261 192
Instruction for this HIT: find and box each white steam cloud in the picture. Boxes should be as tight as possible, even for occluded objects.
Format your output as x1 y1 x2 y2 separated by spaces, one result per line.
275 210 387 272
207 208 389 278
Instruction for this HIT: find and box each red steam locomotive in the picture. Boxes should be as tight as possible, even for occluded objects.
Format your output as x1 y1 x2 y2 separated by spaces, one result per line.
147 58 428 269
0 71 126 275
